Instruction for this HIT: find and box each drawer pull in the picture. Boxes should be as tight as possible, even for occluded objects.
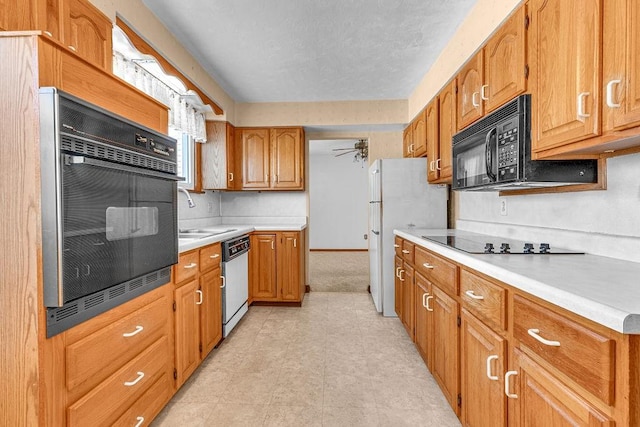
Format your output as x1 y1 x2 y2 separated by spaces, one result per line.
209 254 220 259
465 290 484 300
122 325 144 338
394 244 400 248
486 355 499 380
527 328 560 347
135 416 145 427
220 275 226 288
399 270 405 282
422 263 434 269
425 295 434 312
395 267 401 278
184 262 197 269
504 371 518 399
196 289 203 305
422 292 429 308
124 371 145 387
402 250 410 254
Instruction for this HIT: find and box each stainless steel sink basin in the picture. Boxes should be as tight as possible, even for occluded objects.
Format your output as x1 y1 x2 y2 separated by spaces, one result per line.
179 228 237 235
178 232 214 240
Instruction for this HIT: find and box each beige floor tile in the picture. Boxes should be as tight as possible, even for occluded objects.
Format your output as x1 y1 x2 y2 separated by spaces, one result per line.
152 402 216 427
219 371 280 405
322 406 380 427
205 403 269 427
263 405 323 427
370 374 432 410
377 407 461 427
172 368 234 403
323 373 377 408
270 370 324 407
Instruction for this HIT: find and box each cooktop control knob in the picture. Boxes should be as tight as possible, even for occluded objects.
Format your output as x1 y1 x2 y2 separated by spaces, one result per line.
539 243 551 254
523 243 534 254
484 243 495 253
499 243 511 253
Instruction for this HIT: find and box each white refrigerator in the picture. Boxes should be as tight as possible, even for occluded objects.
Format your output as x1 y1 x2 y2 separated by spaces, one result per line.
369 158 447 316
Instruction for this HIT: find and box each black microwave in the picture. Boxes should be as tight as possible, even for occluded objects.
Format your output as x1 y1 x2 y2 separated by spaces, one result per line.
452 94 598 191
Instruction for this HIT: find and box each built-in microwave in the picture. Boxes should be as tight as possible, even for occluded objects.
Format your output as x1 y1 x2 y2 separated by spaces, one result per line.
452 94 598 191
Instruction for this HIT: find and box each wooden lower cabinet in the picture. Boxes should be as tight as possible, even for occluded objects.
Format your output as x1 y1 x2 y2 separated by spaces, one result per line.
460 309 507 427
394 256 403 318
174 279 200 387
250 233 278 300
401 263 415 340
414 273 433 367
200 267 223 359
278 231 303 301
431 284 460 414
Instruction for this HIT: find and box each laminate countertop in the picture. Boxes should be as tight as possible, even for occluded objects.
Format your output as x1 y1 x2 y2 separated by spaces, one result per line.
395 228 640 334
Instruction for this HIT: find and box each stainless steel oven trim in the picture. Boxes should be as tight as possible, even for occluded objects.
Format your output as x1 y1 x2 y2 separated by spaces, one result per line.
66 155 182 181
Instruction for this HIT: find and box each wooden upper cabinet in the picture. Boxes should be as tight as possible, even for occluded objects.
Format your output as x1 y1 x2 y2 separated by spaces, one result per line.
435 80 456 183
603 0 640 132
484 4 527 113
202 121 237 190
457 53 484 130
412 109 427 157
403 124 413 158
425 98 440 182
241 128 271 189
271 128 303 190
64 0 112 71
529 0 601 153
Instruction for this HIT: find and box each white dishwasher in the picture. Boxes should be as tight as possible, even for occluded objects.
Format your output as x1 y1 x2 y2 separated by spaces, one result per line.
221 235 250 337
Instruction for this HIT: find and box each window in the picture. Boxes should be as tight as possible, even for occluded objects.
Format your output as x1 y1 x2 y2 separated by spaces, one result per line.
170 129 195 190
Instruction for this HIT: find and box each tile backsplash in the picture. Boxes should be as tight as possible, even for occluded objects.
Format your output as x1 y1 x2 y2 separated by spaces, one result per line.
220 191 307 217
177 190 221 221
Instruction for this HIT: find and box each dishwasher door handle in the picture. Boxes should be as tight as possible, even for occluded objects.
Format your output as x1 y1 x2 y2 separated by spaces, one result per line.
220 275 226 288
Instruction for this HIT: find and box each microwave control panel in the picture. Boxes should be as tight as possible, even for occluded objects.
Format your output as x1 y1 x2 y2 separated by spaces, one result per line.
497 118 519 181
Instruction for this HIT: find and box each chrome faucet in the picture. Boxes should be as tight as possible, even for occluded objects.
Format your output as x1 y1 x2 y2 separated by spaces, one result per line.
178 187 196 208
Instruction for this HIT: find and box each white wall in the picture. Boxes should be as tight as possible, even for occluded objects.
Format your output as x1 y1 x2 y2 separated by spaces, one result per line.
309 152 369 249
220 192 307 217
456 153 640 262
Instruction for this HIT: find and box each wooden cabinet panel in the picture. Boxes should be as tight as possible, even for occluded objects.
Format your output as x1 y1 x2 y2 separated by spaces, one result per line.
403 125 413 158
460 269 507 331
199 243 221 273
529 0 601 152
414 246 458 297
484 5 527 113
460 309 507 427
200 268 222 359
112 374 171 427
425 99 440 182
415 273 433 368
458 53 484 130
394 256 403 318
401 263 415 340
279 232 301 301
174 280 200 387
63 0 112 71
175 250 199 285
394 236 403 258
432 285 460 414
0 0 38 31
401 240 415 264
250 233 278 300
513 295 615 405
202 121 237 190
603 0 640 132
271 128 303 190
241 128 271 188
412 109 427 157
436 80 456 183
509 347 614 427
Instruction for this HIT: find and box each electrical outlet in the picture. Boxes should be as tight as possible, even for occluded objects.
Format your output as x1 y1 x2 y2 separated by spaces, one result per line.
500 199 508 216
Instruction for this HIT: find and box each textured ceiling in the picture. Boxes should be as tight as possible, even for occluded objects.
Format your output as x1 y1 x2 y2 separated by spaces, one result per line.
142 0 477 103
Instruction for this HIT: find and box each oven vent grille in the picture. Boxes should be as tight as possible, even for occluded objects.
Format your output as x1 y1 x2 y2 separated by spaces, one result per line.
47 266 172 337
60 135 177 174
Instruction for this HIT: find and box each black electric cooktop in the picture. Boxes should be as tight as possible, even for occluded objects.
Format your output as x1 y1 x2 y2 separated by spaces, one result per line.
421 234 584 255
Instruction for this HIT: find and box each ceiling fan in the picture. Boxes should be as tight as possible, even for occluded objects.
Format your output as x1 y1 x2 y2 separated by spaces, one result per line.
332 139 368 161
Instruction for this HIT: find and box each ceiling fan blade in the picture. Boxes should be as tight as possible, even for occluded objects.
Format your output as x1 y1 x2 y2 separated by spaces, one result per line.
331 148 355 151
334 150 355 157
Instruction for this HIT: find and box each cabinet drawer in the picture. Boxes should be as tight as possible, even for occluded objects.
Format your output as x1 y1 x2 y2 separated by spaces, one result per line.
402 240 415 264
66 295 169 393
460 269 506 331
175 250 199 284
394 237 403 258
200 243 222 272
415 246 458 296
513 295 615 405
112 374 171 427
67 336 170 427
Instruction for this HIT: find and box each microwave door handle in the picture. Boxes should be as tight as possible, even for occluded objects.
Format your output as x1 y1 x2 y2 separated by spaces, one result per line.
64 155 182 181
485 128 497 182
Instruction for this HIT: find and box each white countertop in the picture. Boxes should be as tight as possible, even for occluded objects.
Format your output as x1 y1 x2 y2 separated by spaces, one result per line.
178 222 306 253
395 228 640 334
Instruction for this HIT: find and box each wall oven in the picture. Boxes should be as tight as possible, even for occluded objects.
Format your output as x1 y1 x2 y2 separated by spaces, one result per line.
39 88 180 336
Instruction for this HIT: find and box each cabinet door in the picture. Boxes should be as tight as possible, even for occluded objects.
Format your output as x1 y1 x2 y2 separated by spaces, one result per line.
271 128 303 190
414 273 432 367
174 280 200 387
484 5 527 113
437 80 456 183
412 109 427 157
403 125 413 158
278 232 301 301
241 128 271 189
603 0 640 131
200 267 222 359
432 284 460 414
394 256 403 317
460 309 507 427
250 233 278 300
425 98 440 182
509 348 614 427
0 0 42 33
402 263 415 340
63 0 113 71
202 121 234 190
529 0 601 153
226 124 237 189
458 53 484 130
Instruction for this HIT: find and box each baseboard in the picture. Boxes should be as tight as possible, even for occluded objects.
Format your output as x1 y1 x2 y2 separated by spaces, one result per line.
250 301 302 307
310 249 368 252
305 285 311 293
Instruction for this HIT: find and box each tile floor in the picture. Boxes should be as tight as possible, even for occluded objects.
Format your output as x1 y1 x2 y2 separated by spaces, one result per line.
152 292 461 426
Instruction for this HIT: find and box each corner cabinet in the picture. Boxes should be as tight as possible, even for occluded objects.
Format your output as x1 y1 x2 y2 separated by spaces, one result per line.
238 127 304 190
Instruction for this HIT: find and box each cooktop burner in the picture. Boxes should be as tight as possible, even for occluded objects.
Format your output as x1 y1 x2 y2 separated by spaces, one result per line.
421 234 584 255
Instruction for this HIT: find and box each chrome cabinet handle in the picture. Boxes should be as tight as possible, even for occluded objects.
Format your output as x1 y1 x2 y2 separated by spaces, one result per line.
422 263 434 269
122 325 144 338
425 295 434 312
481 84 489 100
606 79 622 108
196 289 203 305
505 371 518 398
229 172 234 182
184 262 197 269
527 328 560 347
472 91 480 107
124 371 145 387
220 275 226 288
135 416 145 427
210 254 220 259
577 92 591 119
486 355 499 381
402 249 410 254
465 290 485 300
399 270 405 282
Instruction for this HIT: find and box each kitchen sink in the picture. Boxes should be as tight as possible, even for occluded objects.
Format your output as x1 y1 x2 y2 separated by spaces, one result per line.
178 232 215 240
179 228 237 235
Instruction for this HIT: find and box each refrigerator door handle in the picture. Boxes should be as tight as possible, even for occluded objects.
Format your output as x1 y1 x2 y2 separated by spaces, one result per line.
369 201 381 204
371 230 380 235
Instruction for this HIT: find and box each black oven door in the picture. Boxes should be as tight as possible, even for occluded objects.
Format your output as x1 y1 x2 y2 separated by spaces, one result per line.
453 127 498 190
61 155 177 304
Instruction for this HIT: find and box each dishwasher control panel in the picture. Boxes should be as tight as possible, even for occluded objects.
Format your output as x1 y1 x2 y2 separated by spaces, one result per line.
222 235 250 261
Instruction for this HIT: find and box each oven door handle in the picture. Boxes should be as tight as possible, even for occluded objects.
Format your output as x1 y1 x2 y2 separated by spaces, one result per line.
65 155 182 181
485 128 497 182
